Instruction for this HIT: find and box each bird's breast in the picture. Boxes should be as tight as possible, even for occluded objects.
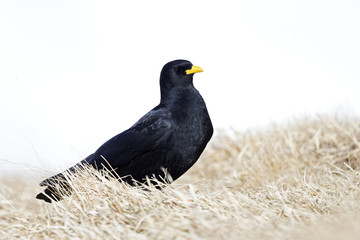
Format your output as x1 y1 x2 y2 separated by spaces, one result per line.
163 87 213 156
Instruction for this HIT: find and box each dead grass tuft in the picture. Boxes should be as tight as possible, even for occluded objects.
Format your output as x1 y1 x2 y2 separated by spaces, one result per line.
1 115 360 239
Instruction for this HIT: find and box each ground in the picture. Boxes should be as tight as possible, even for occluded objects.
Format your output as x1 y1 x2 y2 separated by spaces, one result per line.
1 115 360 239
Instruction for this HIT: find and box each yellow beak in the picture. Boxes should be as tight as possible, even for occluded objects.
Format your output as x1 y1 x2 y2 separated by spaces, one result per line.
186 65 203 75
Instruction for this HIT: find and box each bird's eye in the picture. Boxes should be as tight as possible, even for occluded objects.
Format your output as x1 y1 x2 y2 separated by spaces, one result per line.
174 66 182 74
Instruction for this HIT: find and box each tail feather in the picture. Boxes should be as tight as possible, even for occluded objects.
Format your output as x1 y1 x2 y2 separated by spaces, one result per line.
36 155 93 203
36 186 63 203
36 172 72 203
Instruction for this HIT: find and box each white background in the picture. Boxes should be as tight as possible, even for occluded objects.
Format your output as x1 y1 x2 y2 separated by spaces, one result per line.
1 0 359 176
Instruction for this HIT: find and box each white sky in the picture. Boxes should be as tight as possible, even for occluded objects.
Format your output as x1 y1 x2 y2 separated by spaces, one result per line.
1 0 359 176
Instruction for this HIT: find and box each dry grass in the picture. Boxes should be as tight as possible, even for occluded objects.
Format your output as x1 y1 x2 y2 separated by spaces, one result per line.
1 115 360 239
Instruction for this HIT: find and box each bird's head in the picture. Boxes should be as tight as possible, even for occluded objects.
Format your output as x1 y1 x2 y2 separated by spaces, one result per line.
160 60 203 94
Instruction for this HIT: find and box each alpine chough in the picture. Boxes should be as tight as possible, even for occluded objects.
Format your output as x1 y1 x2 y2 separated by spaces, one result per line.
36 59 213 203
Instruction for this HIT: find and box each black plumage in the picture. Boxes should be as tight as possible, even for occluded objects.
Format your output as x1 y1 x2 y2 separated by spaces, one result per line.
36 59 213 203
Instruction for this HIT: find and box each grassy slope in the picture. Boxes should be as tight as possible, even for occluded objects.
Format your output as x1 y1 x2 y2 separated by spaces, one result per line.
1 115 360 239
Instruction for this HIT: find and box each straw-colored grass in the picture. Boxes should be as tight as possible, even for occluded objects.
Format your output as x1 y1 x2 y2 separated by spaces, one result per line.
1 115 360 239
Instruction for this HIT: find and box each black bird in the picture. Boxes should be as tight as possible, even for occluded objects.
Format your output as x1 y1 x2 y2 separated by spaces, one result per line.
36 59 213 203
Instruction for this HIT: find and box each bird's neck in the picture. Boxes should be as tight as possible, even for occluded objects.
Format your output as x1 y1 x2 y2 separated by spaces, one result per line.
160 85 197 107
160 86 205 126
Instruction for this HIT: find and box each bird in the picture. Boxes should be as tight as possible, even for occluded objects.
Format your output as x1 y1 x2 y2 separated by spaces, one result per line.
36 59 213 203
